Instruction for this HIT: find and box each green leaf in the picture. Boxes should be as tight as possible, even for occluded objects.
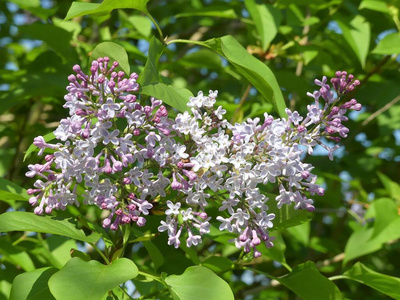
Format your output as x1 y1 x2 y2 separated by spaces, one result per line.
138 37 164 86
377 172 400 201
341 262 400 299
267 195 310 229
336 15 370 68
165 266 234 300
202 35 286 117
129 15 152 38
0 212 100 243
46 236 78 268
286 222 310 246
373 33 400 55
359 0 390 13
143 241 164 271
259 232 288 267
48 257 138 300
175 6 238 19
10 267 58 300
201 256 233 273
24 132 55 161
0 178 29 203
0 239 35 272
276 261 343 300
369 198 398 238
141 83 192 113
344 200 400 264
64 0 149 20
19 24 76 61
245 0 282 51
179 49 222 70
91 42 130 75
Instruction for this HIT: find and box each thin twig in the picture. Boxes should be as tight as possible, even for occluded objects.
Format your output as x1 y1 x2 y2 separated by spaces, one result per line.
316 252 345 268
362 94 400 126
230 84 252 124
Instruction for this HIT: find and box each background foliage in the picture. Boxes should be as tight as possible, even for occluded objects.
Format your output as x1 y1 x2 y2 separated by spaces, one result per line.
1 0 400 299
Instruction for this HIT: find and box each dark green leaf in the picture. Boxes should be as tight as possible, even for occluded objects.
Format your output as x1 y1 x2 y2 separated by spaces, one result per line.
143 241 164 271
259 232 288 267
138 37 164 86
48 257 138 300
0 212 100 243
201 256 233 273
165 266 234 300
19 24 76 61
10 267 58 300
276 261 343 300
0 239 35 272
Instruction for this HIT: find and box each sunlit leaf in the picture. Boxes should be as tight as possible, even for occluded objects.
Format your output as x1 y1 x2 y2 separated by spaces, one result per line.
176 6 238 19
165 266 234 300
0 212 100 243
24 132 55 162
141 83 192 113
341 262 400 299
359 0 390 13
336 15 370 68
48 258 138 300
245 0 282 51
91 42 130 75
344 199 400 264
64 0 149 20
202 35 286 117
372 33 400 55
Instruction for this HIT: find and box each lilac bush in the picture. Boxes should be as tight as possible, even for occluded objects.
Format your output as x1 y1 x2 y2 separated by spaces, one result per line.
26 58 361 258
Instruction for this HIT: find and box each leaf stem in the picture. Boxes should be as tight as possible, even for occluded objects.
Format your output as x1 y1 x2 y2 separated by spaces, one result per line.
118 285 135 299
166 39 207 47
138 270 164 284
89 242 110 264
146 12 164 42
329 275 345 281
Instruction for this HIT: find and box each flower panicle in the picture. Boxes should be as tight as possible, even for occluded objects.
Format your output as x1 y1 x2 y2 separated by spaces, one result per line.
26 60 360 258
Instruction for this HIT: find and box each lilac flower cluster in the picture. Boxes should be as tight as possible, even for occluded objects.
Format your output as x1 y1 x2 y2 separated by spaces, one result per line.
26 58 361 257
